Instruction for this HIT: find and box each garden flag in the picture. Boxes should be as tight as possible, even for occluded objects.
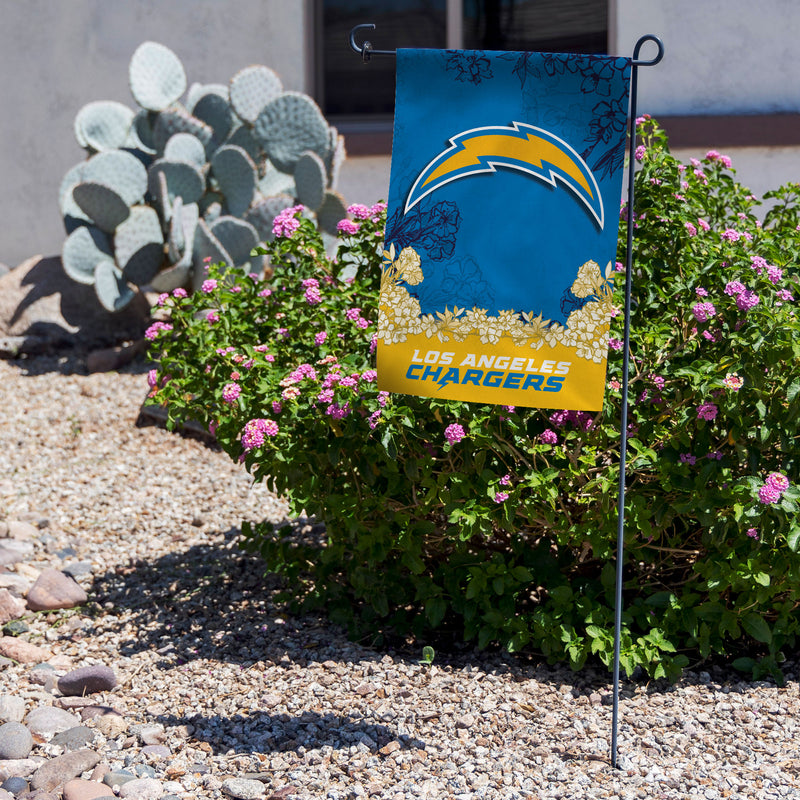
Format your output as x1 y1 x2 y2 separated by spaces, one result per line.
377 48 631 410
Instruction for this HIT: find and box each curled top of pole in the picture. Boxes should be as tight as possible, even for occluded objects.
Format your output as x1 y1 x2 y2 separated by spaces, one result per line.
631 34 664 66
349 23 395 62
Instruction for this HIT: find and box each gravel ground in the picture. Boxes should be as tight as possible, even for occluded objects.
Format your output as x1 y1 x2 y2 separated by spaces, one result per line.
1 351 799 800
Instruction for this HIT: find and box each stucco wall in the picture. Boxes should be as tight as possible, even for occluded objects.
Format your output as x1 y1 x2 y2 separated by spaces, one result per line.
614 0 800 116
0 0 306 268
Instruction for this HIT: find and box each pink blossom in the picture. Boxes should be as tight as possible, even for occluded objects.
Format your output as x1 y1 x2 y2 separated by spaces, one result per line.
172 287 188 298
494 491 510 503
767 265 783 284
326 401 351 419
698 219 710 232
347 203 371 219
271 401 282 414
378 391 390 407
361 370 377 383
345 308 362 321
751 256 768 274
766 472 790 493
305 286 321 305
144 321 173 341
356 317 370 329
337 218 360 236
201 279 218 293
500 474 511 486
241 418 279 451
316 389 335 404
258 288 273 299
696 402 718 421
368 410 382 429
758 483 782 504
282 386 300 400
634 144 646 162
272 205 304 238
685 222 697 236
314 331 327 345
540 429 558 445
777 289 794 302
147 369 158 388
736 290 759 311
695 287 708 297
444 423 465 445
222 382 241 403
721 229 740 242
723 373 743 390
691 302 716 322
608 338 623 351
724 280 745 296
746 528 759 539
206 310 219 323
156 292 169 307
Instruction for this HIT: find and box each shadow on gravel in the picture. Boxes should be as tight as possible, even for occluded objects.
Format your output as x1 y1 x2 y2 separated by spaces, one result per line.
90 523 356 670
156 709 426 756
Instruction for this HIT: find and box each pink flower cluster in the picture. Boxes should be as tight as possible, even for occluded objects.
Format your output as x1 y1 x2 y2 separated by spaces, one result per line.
272 205 304 238
539 429 558 445
337 218 360 236
705 150 732 168
724 280 745 296
241 418 279 451
735 290 759 311
280 363 317 387
696 402 718 421
549 409 594 431
723 373 743 390
222 382 241 404
691 302 716 322
201 279 218 293
758 472 790 504
302 278 321 305
444 423 465 445
144 321 173 341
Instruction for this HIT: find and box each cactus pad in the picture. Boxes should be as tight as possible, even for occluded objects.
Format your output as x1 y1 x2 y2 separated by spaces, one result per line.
95 260 136 311
148 158 206 206
129 41 187 112
163 132 207 167
115 205 165 286
316 190 349 237
254 92 330 174
192 92 234 150
129 110 158 154
211 145 257 217
82 149 148 206
74 100 135 152
186 82 229 111
294 150 327 211
229 65 283 124
153 106 213 156
258 164 295 198
72 181 131 233
209 216 259 265
62 225 114 285
149 262 192 292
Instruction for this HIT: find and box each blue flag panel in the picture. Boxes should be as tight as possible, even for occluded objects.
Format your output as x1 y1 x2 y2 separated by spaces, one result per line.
378 48 631 410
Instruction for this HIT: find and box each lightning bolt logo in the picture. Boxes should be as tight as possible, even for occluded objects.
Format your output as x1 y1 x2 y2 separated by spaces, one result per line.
405 122 604 229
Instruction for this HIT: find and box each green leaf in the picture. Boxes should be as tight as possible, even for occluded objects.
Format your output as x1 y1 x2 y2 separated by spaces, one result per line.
741 613 772 644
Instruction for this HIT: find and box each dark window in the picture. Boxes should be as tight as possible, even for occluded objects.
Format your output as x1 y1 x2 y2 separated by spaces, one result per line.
463 0 607 54
316 0 608 150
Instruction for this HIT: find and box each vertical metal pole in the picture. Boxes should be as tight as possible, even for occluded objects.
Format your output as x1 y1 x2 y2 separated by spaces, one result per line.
611 34 664 770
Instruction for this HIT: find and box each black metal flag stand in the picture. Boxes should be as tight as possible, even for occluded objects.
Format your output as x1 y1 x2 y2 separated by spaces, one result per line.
349 24 663 768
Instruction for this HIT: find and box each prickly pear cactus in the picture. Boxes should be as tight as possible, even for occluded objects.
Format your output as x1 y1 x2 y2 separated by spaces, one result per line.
60 41 348 311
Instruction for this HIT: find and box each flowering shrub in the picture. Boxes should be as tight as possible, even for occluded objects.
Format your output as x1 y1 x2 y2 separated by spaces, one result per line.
148 120 800 681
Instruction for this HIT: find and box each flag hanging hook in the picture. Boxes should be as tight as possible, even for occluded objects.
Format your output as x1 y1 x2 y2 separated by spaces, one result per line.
348 23 395 62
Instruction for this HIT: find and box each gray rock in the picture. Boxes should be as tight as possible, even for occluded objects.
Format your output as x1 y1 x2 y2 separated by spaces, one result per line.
221 777 266 799
102 770 136 789
24 706 81 736
131 765 156 779
4 521 38 540
61 562 93 579
30 749 101 792
57 666 117 697
129 723 164 746
139 745 169 760
0 776 27 794
0 548 22 569
26 569 88 612
49 725 96 751
0 696 26 723
117 777 164 799
0 722 33 759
